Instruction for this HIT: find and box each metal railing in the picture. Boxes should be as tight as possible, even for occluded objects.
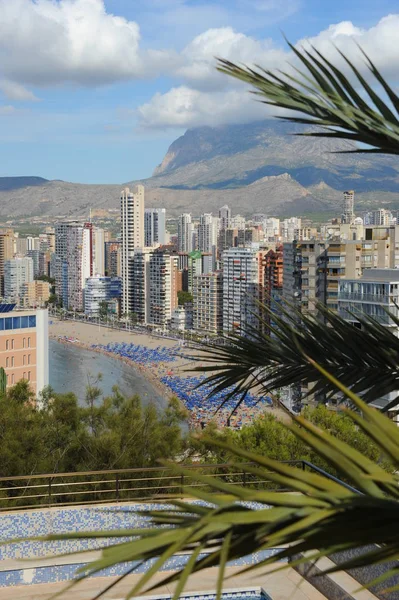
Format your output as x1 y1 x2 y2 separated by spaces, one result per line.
0 461 359 512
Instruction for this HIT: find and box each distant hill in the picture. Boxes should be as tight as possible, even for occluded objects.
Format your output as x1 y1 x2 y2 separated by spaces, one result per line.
0 120 398 218
0 176 49 192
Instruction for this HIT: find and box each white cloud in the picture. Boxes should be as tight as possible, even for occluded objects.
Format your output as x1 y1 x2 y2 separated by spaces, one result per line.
177 27 288 91
137 86 274 130
298 15 399 78
0 81 39 102
138 14 399 129
0 0 173 88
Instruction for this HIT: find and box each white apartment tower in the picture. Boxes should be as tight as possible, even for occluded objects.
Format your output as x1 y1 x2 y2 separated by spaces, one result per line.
145 208 166 247
222 247 264 335
342 190 355 224
198 213 220 270
177 213 194 253
4 257 34 302
66 224 93 311
121 185 145 314
219 205 231 230
93 227 105 276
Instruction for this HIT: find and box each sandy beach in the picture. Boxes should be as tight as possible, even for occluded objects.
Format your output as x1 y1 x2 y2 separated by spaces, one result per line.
49 318 289 428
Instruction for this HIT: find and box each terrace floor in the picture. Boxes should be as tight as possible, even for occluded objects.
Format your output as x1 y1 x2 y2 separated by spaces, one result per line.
0 564 328 600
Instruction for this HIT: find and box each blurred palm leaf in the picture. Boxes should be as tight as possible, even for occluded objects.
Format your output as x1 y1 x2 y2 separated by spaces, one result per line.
38 381 399 598
194 301 399 411
217 42 399 154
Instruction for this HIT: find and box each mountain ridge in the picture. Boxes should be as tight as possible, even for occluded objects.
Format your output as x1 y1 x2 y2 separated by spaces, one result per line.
1 120 398 218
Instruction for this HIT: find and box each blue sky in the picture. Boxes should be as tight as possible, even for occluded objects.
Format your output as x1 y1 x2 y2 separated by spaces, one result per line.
0 0 397 184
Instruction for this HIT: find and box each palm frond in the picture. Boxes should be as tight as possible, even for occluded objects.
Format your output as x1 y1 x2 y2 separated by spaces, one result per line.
217 42 399 154
35 384 399 598
194 301 399 412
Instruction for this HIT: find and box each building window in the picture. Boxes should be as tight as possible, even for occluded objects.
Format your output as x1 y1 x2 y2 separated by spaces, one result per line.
28 355 31 365
23 355 26 365
27 371 31 381
11 357 14 367
5 340 9 350
23 372 26 379
5 357 9 368
23 338 26 348
11 339 14 350
11 374 14 384
28 337 31 348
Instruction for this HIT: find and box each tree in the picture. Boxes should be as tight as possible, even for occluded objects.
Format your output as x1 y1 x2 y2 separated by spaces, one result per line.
98 301 109 320
28 43 399 597
177 290 193 306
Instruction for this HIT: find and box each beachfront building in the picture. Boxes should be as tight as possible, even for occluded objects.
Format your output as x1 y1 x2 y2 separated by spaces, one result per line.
121 186 145 315
0 305 48 397
65 223 93 311
170 304 193 332
84 276 122 317
4 257 34 303
105 241 121 278
222 248 265 335
21 280 51 308
148 249 179 329
93 227 106 276
177 213 194 253
129 247 154 323
145 208 166 247
192 271 223 335
198 213 220 270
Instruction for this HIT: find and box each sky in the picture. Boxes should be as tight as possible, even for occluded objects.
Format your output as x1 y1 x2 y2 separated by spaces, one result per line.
0 0 398 183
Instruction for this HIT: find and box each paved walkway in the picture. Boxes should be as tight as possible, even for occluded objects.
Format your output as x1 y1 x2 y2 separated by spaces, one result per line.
0 565 328 600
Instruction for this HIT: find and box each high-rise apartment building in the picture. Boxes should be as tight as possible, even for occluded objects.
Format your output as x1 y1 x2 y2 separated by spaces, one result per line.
105 241 121 277
283 241 325 313
93 227 105 276
342 190 355 224
177 214 194 253
0 306 48 397
192 271 223 334
198 213 220 270
129 247 154 323
120 185 145 314
222 247 265 335
0 229 15 297
144 208 166 247
65 223 93 311
148 250 179 328
130 247 179 328
218 205 231 230
4 257 34 302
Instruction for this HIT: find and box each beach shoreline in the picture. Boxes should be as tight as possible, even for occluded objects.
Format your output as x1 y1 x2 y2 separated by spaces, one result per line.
49 318 198 407
48 318 289 429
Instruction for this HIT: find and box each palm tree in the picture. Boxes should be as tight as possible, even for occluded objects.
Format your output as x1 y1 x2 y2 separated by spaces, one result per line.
38 43 399 598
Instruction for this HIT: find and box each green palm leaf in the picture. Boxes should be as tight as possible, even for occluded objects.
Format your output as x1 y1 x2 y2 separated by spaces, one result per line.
217 42 399 154
194 301 399 412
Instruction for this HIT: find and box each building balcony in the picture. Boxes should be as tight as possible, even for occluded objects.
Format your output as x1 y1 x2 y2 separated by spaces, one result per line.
338 292 391 304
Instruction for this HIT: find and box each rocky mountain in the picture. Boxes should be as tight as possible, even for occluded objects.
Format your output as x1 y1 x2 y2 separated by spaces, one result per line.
150 121 399 193
0 120 398 219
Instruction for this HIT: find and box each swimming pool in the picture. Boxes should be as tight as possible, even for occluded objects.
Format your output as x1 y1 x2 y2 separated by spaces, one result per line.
135 588 272 600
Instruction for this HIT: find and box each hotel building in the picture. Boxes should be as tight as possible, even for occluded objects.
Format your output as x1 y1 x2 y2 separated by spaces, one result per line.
0 306 48 396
